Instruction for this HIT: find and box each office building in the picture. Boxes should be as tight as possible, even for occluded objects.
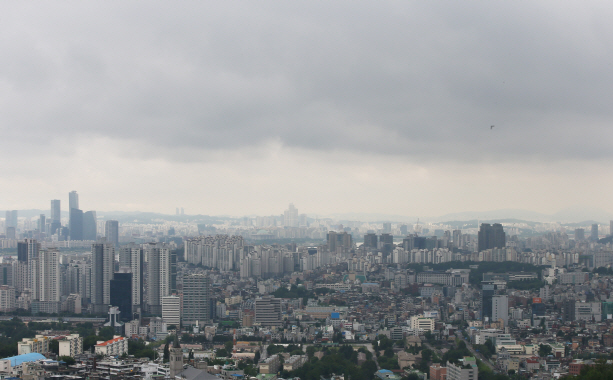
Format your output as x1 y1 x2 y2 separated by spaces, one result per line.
69 208 83 241
37 214 46 234
478 223 506 252
145 243 171 314
364 233 378 248
162 296 181 326
254 296 282 326
110 271 132 321
105 220 119 247
382 222 392 233
69 191 79 211
182 273 210 326
591 224 599 242
91 241 115 313
82 211 97 241
481 281 502 323
575 228 585 241
5 210 17 235
492 295 509 326
50 200 61 235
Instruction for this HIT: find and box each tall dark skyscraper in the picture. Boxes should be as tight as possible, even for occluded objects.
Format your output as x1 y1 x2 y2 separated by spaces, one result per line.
69 208 83 241
591 224 599 242
364 233 378 248
83 211 97 241
478 223 506 252
110 271 132 321
105 220 119 247
481 281 498 322
50 200 61 235
68 191 79 239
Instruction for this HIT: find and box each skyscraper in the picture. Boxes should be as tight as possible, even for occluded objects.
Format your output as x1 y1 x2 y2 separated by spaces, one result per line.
91 241 115 313
110 270 132 321
5 210 17 235
50 200 62 235
182 274 210 326
364 233 378 248
105 220 119 247
283 203 298 227
83 211 97 241
145 243 170 314
69 191 79 211
591 224 599 242
69 208 83 240
38 214 46 234
68 191 80 240
478 223 506 252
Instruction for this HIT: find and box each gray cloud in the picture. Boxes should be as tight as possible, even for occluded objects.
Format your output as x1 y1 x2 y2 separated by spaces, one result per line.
2 1 613 164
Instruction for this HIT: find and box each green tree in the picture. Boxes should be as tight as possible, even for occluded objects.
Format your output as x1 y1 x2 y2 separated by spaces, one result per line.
538 344 552 357
59 356 76 365
163 340 170 362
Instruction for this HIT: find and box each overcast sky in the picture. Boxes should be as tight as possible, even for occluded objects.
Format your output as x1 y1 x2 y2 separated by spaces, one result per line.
2 1 613 219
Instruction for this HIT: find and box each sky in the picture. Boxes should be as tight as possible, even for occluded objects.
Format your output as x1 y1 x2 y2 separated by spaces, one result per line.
2 1 613 220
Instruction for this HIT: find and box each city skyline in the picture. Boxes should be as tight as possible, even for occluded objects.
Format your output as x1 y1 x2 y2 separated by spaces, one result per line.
2 2 613 218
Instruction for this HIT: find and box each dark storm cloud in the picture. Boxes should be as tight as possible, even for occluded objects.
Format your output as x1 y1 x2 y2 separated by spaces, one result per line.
2 1 613 163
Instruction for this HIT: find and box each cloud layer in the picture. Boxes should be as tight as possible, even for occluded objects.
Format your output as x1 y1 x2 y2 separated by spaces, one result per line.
2 1 613 217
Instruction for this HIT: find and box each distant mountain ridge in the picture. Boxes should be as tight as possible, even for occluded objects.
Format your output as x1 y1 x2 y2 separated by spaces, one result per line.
3 206 612 224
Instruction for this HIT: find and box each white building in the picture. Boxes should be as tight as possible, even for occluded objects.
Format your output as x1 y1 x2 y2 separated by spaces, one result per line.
17 335 50 355
492 295 508 326
409 316 434 332
94 336 128 357
162 296 181 326
59 334 83 357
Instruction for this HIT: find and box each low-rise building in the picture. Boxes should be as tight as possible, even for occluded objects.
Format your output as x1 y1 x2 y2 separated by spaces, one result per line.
17 335 50 355
446 357 477 380
259 354 280 374
58 334 83 357
94 336 128 357
283 355 308 371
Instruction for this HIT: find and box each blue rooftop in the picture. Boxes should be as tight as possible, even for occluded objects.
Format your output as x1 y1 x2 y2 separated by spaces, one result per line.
378 370 392 373
331 312 340 319
1 353 46 367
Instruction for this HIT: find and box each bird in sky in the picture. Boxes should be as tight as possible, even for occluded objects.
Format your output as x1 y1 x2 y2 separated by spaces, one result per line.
490 125 495 129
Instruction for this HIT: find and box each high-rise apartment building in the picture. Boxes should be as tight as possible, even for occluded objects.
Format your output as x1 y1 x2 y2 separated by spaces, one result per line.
105 220 119 247
35 249 60 313
145 243 170 314
91 241 115 313
478 223 506 252
182 273 210 326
